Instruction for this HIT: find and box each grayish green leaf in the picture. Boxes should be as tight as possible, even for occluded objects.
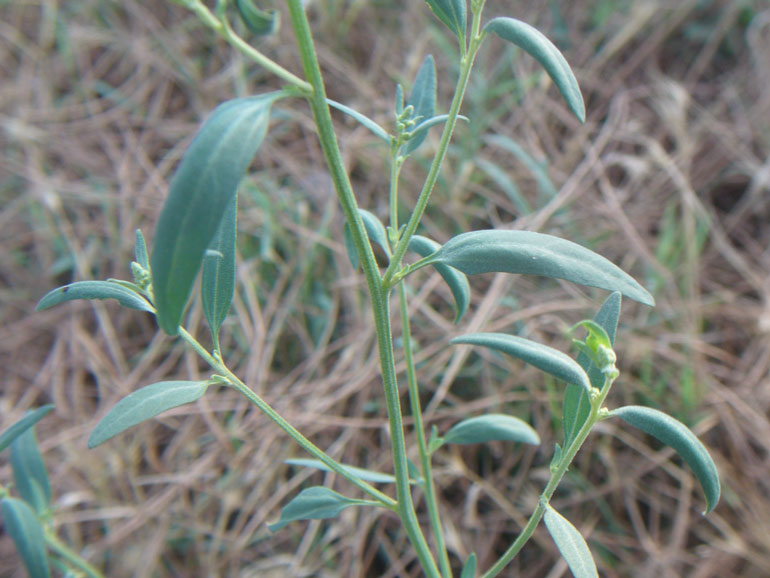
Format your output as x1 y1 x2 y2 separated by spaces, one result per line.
475 158 531 215
0 406 54 454
151 93 282 335
268 486 375 531
89 381 211 448
134 229 149 270
409 113 469 140
343 222 359 270
1 498 51 578
424 0 467 42
10 427 51 515
484 17 585 122
36 281 154 313
402 55 436 156
443 414 540 446
327 99 391 142
485 135 557 201
202 192 238 350
358 209 391 257
544 505 599 578
425 230 655 306
395 84 404 116
452 332 591 391
409 235 470 323
235 0 280 36
285 459 397 484
460 553 477 578
612 405 720 514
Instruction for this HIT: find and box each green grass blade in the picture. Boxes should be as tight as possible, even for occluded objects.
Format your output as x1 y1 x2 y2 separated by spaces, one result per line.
452 332 591 391
460 553 477 578
10 427 51 515
611 405 720 514
0 406 54 454
327 99 391 142
424 0 467 43
151 93 282 335
88 381 210 448
408 235 470 323
402 55 436 156
285 458 397 484
484 17 585 122
428 230 655 306
1 498 51 578
442 414 540 446
268 486 376 532
36 281 154 313
544 505 599 578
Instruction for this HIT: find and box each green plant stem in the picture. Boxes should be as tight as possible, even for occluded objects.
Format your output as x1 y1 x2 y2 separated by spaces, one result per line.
45 531 105 578
285 2 441 576
481 372 617 578
398 282 453 578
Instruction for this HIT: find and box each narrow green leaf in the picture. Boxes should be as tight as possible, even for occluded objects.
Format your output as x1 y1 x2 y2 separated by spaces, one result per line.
269 486 375 531
89 381 211 448
134 229 149 270
327 99 391 142
343 222 359 270
564 292 621 446
285 459 397 484
1 498 51 578
395 84 404 116
36 281 154 313
544 505 599 578
402 55 437 156
484 17 585 122
235 0 280 36
452 332 591 391
426 230 655 306
151 93 282 335
611 405 720 514
10 427 51 514
358 209 391 257
202 191 238 350
424 0 467 42
460 553 477 578
0 406 54 454
409 113 469 140
443 414 540 446
408 235 470 323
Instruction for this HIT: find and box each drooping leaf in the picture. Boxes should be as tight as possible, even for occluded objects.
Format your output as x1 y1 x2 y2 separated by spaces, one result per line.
424 0 467 43
611 405 720 514
235 0 280 36
151 93 282 335
0 406 54 454
285 459 397 484
460 553 477 578
10 427 51 515
36 281 154 313
423 230 654 306
1 498 51 578
442 414 540 446
408 235 470 323
268 486 376 531
358 209 391 257
343 222 359 270
134 229 149 270
544 505 599 578
327 99 391 142
452 333 591 391
202 191 238 350
564 292 621 447
483 17 585 122
89 381 211 448
402 55 437 156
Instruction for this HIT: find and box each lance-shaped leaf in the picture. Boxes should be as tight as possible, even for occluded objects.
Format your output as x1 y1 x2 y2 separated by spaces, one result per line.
442 414 540 446
564 292 621 447
10 427 51 515
89 381 211 448
611 405 720 514
359 209 391 257
1 498 51 578
202 192 238 350
235 0 280 36
327 99 391 142
0 405 54 454
544 505 599 578
425 0 467 43
423 230 654 306
285 459 397 484
402 55 436 156
409 113 469 141
151 93 282 335
134 229 149 270
36 281 154 313
460 553 477 578
484 18 585 122
409 235 470 323
268 486 376 531
452 333 591 391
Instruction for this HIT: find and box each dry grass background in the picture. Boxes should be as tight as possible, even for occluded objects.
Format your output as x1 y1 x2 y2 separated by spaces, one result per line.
1 0 770 576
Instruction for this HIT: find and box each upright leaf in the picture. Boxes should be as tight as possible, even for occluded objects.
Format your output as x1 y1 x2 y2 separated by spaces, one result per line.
442 414 540 446
268 486 376 531
151 93 283 335
402 55 437 156
460 553 477 578
483 18 585 122
0 406 54 454
202 192 238 350
611 405 720 514
343 222 359 270
408 235 470 323
564 292 621 447
424 0 467 43
1 498 51 578
423 230 654 306
10 427 51 515
89 381 211 448
36 281 154 313
358 209 391 257
452 333 591 391
544 505 599 578
134 229 149 270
